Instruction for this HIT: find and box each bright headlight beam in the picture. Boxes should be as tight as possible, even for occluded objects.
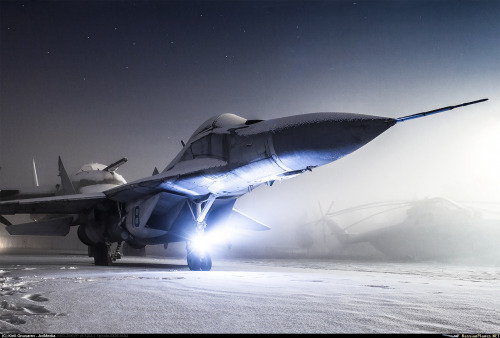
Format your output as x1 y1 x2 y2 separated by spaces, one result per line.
190 234 208 254
190 226 235 254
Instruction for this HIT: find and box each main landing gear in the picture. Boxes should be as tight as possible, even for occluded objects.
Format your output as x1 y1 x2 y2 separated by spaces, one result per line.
89 242 123 266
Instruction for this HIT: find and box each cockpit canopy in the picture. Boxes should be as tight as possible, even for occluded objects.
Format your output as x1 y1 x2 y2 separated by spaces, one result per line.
177 114 248 163
76 163 107 172
189 113 248 141
165 113 264 170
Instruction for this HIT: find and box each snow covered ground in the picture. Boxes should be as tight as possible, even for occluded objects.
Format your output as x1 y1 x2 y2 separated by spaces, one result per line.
1 253 499 333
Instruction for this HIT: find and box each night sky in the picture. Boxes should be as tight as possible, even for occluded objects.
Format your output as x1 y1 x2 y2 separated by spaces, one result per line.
1 1 499 222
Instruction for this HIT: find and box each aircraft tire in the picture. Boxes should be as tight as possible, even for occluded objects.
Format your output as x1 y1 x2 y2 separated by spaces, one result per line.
187 253 212 271
187 253 201 271
200 254 212 271
94 243 112 266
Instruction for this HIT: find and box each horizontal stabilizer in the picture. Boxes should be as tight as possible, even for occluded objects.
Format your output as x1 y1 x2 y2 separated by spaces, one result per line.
103 157 128 172
6 216 73 236
396 98 488 123
0 215 12 226
229 209 270 231
0 192 106 215
0 190 19 199
0 186 58 201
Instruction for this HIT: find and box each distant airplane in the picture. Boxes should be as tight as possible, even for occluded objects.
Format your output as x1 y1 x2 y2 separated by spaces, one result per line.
308 197 500 261
0 157 128 236
0 157 128 200
0 98 488 270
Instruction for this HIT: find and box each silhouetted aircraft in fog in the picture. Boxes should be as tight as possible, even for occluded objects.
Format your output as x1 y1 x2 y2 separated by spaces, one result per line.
308 197 500 261
0 98 488 270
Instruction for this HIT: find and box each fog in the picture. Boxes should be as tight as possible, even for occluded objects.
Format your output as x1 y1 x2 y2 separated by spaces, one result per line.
2 104 500 265
216 101 500 264
1 0 499 265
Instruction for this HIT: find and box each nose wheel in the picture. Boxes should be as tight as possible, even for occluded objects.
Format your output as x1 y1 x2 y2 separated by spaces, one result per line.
186 195 216 271
187 252 212 271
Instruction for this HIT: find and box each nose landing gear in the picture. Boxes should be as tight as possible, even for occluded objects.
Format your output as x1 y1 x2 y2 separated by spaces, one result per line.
186 195 216 271
187 249 212 271
186 230 213 271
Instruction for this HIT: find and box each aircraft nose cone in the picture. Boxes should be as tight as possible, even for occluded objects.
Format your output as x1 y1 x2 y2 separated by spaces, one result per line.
271 112 395 171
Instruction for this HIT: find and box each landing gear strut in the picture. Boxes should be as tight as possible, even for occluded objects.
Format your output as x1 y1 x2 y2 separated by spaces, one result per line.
186 196 216 271
112 241 122 261
186 232 213 271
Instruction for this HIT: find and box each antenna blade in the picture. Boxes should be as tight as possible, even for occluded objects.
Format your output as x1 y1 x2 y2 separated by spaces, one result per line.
32 158 39 187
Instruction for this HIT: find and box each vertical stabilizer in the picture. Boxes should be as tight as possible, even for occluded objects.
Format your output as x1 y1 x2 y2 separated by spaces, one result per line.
32 158 39 187
58 157 76 195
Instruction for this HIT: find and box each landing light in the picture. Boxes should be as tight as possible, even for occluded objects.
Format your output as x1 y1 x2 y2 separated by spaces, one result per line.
191 234 209 254
189 227 233 255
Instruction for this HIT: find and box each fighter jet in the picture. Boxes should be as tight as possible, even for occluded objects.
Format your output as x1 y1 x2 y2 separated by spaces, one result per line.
0 98 488 270
0 157 128 200
0 157 128 236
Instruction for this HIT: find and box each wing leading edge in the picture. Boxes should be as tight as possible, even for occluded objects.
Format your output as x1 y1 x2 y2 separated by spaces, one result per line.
6 215 74 236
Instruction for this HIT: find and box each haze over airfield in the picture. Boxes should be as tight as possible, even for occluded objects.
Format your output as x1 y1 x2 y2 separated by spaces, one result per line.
1 0 499 225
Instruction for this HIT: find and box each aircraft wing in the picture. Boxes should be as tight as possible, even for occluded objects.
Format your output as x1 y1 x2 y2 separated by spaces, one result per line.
229 209 270 231
6 215 74 236
0 186 58 201
1 159 224 215
0 193 106 215
104 176 167 203
104 158 228 203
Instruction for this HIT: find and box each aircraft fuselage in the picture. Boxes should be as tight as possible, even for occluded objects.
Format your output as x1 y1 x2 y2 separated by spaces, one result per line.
158 112 396 198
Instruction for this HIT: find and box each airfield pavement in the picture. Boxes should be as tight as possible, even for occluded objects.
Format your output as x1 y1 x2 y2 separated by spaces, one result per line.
0 253 499 334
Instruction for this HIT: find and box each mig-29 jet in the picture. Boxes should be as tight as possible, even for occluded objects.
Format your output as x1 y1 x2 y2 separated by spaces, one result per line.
0 99 488 270
0 157 128 238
